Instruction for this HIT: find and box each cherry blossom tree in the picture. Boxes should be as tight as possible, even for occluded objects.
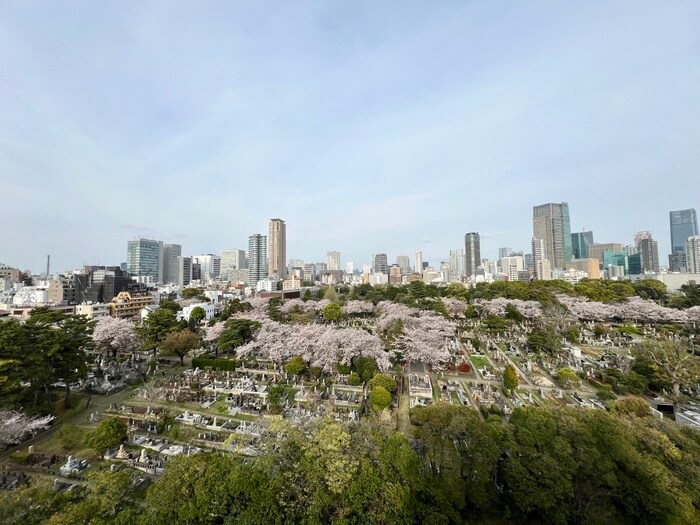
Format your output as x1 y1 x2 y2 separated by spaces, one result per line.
236 319 391 372
343 300 375 316
475 298 542 319
202 322 226 356
0 411 53 448
92 317 142 358
397 313 457 367
556 295 616 321
441 298 468 319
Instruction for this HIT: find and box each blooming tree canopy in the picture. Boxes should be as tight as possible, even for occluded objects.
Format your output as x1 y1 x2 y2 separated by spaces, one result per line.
0 411 53 448
92 317 142 357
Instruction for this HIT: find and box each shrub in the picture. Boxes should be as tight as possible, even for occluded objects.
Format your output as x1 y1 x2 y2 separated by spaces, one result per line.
457 362 471 373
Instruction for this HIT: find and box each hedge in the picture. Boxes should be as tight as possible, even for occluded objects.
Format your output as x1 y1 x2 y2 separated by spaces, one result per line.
191 358 238 371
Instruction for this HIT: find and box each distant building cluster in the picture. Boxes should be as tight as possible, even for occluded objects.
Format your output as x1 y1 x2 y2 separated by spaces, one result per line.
2 204 699 319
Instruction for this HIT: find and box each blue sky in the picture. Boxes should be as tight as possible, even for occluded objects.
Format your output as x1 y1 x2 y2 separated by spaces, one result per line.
1 1 699 273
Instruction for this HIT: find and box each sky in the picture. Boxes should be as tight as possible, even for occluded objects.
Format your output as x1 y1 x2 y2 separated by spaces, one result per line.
1 1 699 273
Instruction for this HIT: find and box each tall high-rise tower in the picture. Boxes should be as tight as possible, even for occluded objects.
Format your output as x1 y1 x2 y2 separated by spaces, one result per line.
532 202 572 270
126 237 164 283
571 231 594 259
686 236 700 274
634 231 659 273
531 238 552 280
373 253 388 274
268 218 286 279
415 251 423 273
464 232 481 277
669 209 698 271
327 251 341 271
248 234 268 287
162 243 182 284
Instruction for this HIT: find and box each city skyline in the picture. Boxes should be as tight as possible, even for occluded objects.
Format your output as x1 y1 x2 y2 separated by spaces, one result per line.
6 203 700 276
2 3 700 272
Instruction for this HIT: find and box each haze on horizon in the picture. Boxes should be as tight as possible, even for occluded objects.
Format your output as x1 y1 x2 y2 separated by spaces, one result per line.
1 1 699 273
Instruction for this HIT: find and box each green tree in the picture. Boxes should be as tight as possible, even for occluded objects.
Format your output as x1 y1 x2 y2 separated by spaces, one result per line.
527 325 561 354
182 288 203 300
348 372 363 386
632 279 668 302
370 386 392 411
557 367 581 389
353 356 378 383
503 364 519 392
21 308 93 409
158 300 181 313
369 373 397 394
322 302 342 322
139 308 179 349
564 326 580 344
636 340 700 402
159 330 200 365
219 319 261 355
266 384 286 414
284 356 306 377
189 306 206 325
85 416 127 453
505 303 524 323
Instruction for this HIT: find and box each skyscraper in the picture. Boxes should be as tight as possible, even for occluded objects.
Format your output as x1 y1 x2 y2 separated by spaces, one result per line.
686 236 700 274
415 251 423 274
533 202 572 270
449 249 465 281
268 218 286 279
162 243 182 284
247 234 268 287
126 238 164 283
327 251 341 271
464 232 481 277
221 249 247 281
396 255 410 275
571 231 594 259
373 253 388 274
531 238 552 281
670 209 698 271
634 231 659 273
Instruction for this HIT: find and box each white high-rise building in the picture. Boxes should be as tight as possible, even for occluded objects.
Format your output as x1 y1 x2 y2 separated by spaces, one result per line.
531 238 552 281
449 249 465 281
686 236 700 274
396 255 410 275
345 261 354 275
327 251 341 271
415 251 423 273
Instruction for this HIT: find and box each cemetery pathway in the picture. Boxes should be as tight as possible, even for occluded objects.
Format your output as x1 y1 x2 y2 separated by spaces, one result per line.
397 378 413 439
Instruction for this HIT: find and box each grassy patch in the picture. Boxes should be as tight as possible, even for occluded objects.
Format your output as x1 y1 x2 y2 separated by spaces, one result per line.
470 356 492 370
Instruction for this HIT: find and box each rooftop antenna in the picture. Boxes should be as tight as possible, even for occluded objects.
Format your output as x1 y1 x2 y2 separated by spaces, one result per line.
46 254 50 280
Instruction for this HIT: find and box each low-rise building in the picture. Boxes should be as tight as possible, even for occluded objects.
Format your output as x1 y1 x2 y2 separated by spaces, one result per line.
111 290 156 319
75 302 111 319
178 302 216 322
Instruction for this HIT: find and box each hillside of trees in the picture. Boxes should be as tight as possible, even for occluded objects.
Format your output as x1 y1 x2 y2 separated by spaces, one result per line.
3 403 700 525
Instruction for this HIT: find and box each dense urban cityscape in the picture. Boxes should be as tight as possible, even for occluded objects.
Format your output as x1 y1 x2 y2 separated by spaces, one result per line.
2 203 700 523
